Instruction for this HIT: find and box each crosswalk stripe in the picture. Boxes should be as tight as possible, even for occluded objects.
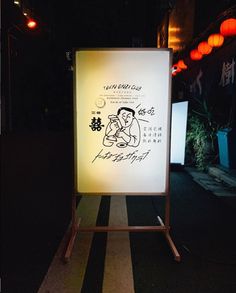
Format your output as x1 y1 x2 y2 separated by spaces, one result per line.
102 196 135 293
38 196 101 293
81 196 110 292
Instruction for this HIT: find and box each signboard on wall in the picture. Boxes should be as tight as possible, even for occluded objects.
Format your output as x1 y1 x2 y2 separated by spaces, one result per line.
74 49 172 194
170 101 188 165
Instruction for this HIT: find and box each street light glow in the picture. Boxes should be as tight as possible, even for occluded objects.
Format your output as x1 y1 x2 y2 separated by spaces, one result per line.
27 19 37 29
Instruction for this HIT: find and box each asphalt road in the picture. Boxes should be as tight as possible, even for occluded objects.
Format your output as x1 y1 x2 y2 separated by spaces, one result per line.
1 131 236 293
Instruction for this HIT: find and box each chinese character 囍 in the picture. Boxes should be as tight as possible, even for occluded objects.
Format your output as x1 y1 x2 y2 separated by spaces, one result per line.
89 117 104 131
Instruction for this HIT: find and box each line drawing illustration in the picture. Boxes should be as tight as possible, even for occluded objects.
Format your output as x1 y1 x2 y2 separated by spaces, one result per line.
103 107 141 148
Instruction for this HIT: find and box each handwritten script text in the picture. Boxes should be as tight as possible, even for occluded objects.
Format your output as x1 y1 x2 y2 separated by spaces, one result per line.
92 149 151 164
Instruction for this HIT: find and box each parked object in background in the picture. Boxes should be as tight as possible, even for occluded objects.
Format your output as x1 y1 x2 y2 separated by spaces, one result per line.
217 128 236 169
170 101 188 165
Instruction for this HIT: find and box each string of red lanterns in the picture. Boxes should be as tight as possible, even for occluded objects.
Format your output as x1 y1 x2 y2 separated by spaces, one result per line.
14 0 38 30
172 17 236 77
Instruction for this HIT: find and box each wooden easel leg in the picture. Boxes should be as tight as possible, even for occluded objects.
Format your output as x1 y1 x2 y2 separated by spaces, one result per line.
64 217 81 263
164 232 181 262
158 216 181 262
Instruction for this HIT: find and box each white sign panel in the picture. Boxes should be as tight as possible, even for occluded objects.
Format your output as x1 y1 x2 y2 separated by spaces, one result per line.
170 101 188 165
75 49 172 194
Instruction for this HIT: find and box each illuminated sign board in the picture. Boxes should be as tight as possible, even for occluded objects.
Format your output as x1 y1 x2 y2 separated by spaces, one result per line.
170 101 188 165
74 49 172 194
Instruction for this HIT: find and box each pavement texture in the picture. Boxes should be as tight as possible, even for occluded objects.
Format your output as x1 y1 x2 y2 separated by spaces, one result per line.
186 165 236 197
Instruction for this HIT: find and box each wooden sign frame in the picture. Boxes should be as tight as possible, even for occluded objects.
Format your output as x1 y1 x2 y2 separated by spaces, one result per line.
64 48 180 262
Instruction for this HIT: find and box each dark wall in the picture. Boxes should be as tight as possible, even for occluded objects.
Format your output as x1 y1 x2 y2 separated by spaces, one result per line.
173 38 236 128
194 0 236 37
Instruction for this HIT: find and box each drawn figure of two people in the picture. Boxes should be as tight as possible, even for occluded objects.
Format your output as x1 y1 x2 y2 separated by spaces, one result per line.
103 107 140 148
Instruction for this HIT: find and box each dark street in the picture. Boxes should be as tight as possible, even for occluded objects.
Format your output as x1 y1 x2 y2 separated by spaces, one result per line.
1 132 236 292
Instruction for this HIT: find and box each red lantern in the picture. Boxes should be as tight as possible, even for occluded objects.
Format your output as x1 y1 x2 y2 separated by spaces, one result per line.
220 18 236 36
190 49 202 61
172 71 177 76
172 64 181 73
177 59 188 69
207 34 224 47
197 41 212 55
27 19 37 29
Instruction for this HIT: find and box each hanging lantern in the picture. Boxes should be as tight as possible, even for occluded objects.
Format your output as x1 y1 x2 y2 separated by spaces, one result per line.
207 33 224 47
190 49 202 61
172 64 181 73
220 18 236 36
197 41 212 55
27 19 37 29
172 71 177 76
177 59 188 69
